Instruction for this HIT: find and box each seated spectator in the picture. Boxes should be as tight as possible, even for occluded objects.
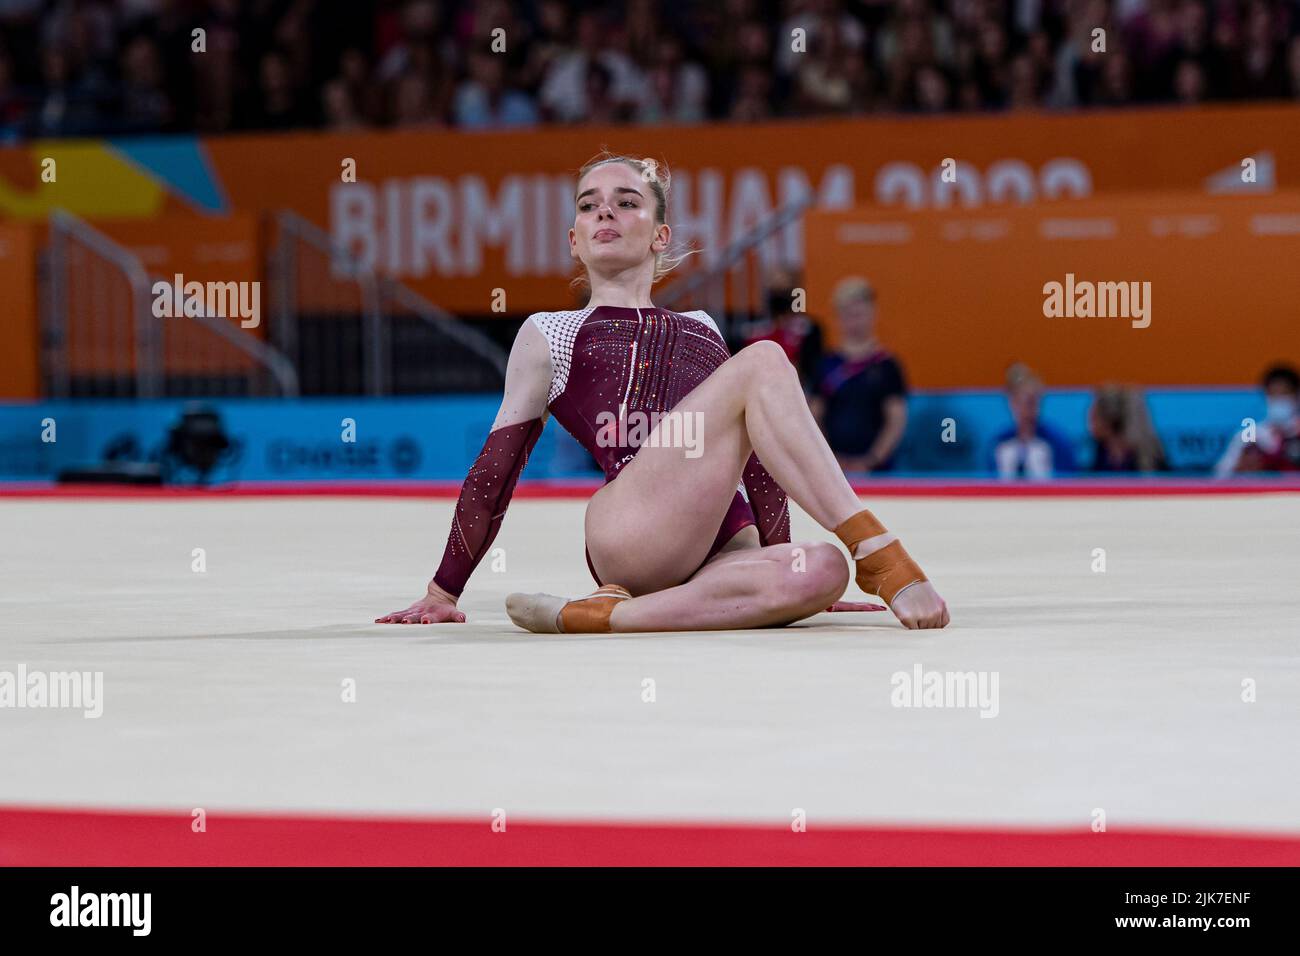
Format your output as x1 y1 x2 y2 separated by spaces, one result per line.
321 78 367 131
634 35 709 124
793 27 857 115
810 277 908 474
581 59 633 125
744 287 824 391
1215 364 1300 475
910 64 954 112
0 48 27 142
335 48 382 126
538 11 642 123
1231 0 1288 99
389 70 445 128
518 0 571 94
1087 384 1168 472
1289 36 1300 98
991 364 1077 479
453 51 539 129
29 44 103 137
117 34 172 133
728 64 775 121
245 49 308 131
374 0 447 85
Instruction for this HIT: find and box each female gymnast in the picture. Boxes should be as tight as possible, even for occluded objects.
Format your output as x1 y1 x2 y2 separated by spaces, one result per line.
377 154 949 633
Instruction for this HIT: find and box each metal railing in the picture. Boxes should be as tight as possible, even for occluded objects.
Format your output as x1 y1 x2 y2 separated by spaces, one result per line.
187 308 300 398
42 210 298 398
44 209 161 398
269 210 507 396
657 193 818 341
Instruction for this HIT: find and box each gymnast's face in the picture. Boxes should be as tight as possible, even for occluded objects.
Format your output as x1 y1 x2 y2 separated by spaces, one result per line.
570 162 669 281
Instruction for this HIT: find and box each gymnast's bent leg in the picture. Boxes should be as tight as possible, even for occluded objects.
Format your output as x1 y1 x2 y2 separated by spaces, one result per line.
579 341 948 629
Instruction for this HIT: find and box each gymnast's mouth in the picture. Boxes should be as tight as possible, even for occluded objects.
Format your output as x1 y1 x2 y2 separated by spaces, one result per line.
593 229 621 242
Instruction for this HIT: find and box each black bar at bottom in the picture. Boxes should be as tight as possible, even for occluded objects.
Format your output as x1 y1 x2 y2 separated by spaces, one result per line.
1 867 1293 943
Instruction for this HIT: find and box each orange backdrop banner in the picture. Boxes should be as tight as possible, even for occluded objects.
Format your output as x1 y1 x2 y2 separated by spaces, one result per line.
95 214 260 291
0 222 39 398
203 104 1300 313
2 105 1300 397
2 104 1297 316
802 192 1300 389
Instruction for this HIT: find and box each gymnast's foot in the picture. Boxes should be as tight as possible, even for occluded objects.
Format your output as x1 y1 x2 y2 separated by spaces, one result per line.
834 509 949 630
506 584 632 633
889 581 949 630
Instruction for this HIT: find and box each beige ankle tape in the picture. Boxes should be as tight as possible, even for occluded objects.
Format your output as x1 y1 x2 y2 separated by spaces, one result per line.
558 585 632 633
834 510 888 550
854 539 927 606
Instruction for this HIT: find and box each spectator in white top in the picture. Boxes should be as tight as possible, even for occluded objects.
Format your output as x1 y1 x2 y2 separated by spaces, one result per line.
539 11 643 123
454 50 539 129
776 0 868 78
991 364 1078 479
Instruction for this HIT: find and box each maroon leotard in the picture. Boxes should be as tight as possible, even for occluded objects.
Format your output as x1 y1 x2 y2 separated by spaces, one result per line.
433 305 791 597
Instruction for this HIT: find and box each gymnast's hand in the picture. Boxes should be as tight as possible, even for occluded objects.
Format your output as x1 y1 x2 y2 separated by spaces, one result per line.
375 581 466 624
826 600 887 612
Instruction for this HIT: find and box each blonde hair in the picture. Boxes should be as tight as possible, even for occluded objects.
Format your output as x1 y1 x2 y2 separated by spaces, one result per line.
570 152 696 294
1093 383 1165 472
833 276 876 309
1005 362 1043 394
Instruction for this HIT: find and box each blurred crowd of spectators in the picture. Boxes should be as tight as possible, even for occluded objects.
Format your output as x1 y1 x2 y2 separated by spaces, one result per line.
1 0 1298 141
987 361 1300 478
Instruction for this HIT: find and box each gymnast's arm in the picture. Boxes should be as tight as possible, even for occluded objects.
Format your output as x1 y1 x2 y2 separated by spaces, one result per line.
375 320 553 624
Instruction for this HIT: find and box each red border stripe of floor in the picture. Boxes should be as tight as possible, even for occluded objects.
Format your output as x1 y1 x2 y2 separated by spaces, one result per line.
3 807 1299 866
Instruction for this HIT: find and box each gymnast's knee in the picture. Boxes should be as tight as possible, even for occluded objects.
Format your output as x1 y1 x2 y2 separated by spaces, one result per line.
738 339 798 381
773 542 850 611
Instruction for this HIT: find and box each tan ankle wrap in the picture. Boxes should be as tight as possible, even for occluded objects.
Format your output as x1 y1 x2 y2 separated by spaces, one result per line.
834 510 927 606
558 585 632 633
834 510 888 549
853 540 927 606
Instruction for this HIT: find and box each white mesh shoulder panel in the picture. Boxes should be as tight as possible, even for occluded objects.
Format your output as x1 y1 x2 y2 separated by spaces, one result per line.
529 308 595 405
682 309 724 341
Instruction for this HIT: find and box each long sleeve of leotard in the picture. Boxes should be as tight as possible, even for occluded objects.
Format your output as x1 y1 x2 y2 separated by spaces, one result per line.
433 418 544 597
742 453 791 545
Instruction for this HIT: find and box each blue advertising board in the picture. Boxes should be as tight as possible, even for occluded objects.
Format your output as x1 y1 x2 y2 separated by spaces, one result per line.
0 389 1268 483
